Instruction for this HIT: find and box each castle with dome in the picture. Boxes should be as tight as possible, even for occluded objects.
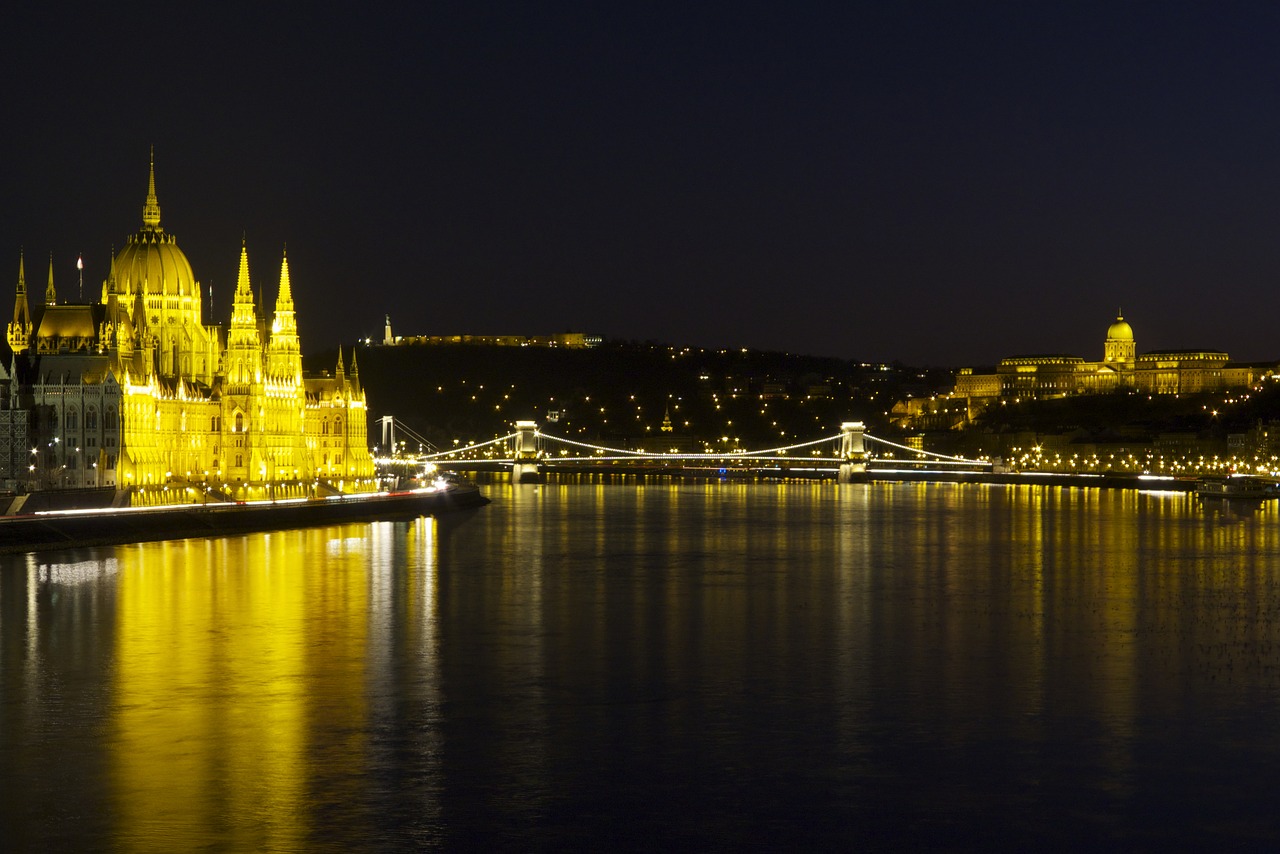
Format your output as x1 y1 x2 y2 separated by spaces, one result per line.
953 312 1264 403
0 155 374 500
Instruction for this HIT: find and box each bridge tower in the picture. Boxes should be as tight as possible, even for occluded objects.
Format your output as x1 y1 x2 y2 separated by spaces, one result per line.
380 415 396 453
512 420 542 484
838 421 869 483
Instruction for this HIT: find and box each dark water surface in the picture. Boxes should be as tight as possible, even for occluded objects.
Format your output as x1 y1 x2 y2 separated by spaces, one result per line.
3 482 1280 850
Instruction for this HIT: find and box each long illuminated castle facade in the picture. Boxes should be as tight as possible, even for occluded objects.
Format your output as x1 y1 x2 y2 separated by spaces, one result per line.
1 157 374 499
953 312 1266 402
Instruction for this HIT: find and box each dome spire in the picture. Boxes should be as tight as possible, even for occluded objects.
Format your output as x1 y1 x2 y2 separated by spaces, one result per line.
142 146 162 230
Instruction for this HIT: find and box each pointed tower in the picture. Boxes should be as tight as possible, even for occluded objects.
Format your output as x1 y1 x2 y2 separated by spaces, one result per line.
266 249 301 383
44 254 56 305
349 346 361 394
335 346 346 386
106 253 135 364
7 252 33 353
132 279 155 378
225 240 263 388
142 146 162 232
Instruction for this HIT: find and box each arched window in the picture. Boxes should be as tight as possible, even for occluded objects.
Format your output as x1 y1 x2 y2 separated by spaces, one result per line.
105 406 117 429
86 408 98 430
66 408 79 430
334 417 342 435
235 412 244 433
322 419 329 435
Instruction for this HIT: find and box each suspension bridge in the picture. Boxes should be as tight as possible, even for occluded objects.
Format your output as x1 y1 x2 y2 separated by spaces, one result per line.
375 418 993 484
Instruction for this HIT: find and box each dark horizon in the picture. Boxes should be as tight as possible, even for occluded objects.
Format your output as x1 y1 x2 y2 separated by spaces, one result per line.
5 3 1280 366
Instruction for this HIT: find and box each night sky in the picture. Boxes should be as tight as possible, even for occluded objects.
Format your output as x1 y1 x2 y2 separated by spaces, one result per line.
5 3 1280 366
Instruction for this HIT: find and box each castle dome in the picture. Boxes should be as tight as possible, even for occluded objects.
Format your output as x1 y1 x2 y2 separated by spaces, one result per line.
1106 314 1133 341
110 154 198 300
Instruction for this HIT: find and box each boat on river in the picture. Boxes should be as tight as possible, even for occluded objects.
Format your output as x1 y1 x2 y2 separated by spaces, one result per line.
0 480 488 554
1194 474 1279 501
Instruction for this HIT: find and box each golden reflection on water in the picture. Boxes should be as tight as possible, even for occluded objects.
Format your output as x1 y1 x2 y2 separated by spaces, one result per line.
103 520 438 851
6 484 1280 848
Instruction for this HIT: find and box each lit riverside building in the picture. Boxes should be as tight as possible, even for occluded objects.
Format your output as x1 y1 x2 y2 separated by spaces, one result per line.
953 312 1266 404
1 155 374 501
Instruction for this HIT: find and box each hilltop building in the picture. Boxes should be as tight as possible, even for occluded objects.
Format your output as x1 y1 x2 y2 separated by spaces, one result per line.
953 312 1268 403
1 155 374 499
889 312 1274 430
378 321 600 349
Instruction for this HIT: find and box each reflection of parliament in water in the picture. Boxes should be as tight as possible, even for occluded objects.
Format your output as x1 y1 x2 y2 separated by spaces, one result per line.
1 155 374 500
954 312 1271 402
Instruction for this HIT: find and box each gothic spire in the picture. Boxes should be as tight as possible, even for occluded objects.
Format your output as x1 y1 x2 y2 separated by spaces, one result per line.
235 240 251 297
7 252 33 353
45 253 56 305
276 247 293 310
142 146 162 230
231 239 257 327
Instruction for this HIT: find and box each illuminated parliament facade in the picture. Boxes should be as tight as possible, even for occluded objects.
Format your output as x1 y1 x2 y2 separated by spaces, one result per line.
1 158 374 499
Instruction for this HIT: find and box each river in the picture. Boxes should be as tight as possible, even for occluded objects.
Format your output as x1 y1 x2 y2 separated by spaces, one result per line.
3 481 1279 850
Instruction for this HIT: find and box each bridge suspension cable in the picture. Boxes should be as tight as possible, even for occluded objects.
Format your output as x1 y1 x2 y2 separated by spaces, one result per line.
535 431 844 459
422 433 519 459
389 419 441 454
864 433 987 465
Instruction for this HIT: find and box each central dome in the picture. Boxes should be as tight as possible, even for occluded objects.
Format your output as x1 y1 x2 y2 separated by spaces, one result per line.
1106 314 1134 341
113 228 198 298
108 153 199 301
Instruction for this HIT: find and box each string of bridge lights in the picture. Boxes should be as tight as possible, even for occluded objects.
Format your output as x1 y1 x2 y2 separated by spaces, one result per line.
862 434 986 465
534 431 841 459
421 433 519 459
414 429 988 468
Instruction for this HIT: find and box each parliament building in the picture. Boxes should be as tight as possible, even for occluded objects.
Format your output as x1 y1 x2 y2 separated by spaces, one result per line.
1 157 374 501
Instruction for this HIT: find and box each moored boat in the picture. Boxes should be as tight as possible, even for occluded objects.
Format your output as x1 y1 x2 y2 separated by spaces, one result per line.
0 480 488 554
1194 474 1279 501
